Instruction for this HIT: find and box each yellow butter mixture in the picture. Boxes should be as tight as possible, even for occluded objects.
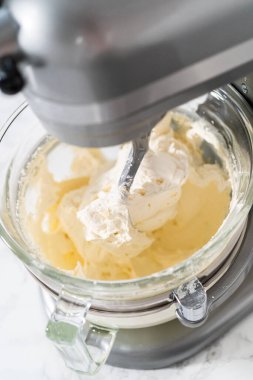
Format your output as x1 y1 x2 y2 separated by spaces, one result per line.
19 112 231 280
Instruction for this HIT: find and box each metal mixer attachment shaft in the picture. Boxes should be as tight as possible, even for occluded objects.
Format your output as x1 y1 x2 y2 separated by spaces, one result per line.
118 132 150 200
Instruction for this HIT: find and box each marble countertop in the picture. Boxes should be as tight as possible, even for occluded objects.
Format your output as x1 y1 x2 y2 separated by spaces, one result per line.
1 94 253 380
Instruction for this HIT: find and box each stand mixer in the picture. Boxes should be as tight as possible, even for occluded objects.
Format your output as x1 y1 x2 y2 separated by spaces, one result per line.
1 0 253 375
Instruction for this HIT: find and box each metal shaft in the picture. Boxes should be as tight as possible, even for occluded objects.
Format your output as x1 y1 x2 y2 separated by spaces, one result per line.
118 132 150 200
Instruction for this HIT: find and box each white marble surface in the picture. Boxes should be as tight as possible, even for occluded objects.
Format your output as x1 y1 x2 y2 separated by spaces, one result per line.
1 94 253 380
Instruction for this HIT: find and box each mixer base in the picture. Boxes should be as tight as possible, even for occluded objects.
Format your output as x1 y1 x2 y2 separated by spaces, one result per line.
41 262 253 371
108 265 253 370
40 212 253 371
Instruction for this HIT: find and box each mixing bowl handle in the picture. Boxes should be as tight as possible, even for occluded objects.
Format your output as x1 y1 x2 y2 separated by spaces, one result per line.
45 288 117 375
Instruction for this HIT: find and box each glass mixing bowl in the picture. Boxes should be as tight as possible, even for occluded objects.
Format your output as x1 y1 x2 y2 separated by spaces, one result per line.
1 85 253 374
1 85 253 298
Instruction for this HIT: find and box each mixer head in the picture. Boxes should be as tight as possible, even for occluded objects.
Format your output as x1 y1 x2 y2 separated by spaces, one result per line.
1 0 253 147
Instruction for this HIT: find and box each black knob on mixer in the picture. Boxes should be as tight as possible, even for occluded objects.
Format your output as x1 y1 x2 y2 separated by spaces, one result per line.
0 56 24 95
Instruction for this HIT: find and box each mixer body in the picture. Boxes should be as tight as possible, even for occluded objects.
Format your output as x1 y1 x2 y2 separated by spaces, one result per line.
1 0 253 145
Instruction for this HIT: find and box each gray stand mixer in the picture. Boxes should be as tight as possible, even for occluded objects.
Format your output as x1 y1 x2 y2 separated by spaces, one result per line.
2 0 253 374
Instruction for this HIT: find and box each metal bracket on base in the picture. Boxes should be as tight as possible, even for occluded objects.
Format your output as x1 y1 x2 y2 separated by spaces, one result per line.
172 278 208 327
